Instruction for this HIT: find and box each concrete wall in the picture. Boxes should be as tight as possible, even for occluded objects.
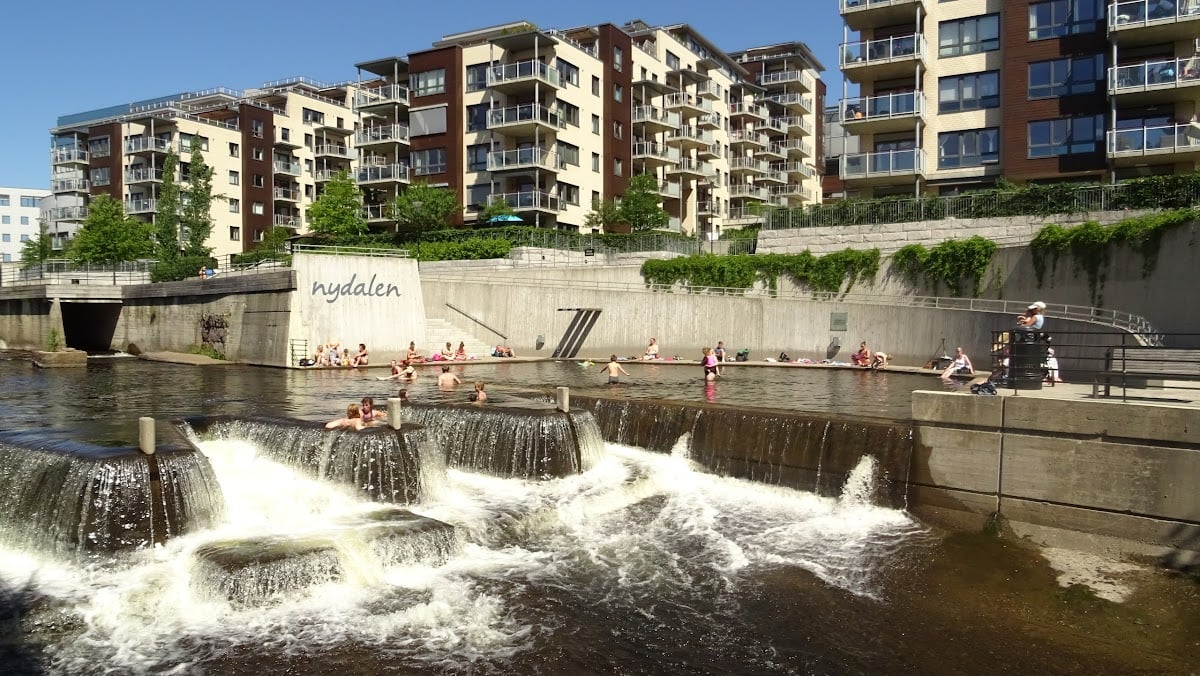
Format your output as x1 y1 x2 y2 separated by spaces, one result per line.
911 391 1200 549
0 297 58 350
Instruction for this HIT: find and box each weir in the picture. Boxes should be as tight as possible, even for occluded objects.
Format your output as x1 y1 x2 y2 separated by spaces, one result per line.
183 416 442 504
572 396 913 507
400 403 605 479
0 431 225 558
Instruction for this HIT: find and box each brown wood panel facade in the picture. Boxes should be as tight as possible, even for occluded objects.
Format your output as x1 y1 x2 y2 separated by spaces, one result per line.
239 106 275 252
408 46 465 226
88 122 122 200
598 24 633 202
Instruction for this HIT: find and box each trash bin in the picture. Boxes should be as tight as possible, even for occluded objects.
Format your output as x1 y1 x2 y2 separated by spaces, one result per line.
1008 334 1045 391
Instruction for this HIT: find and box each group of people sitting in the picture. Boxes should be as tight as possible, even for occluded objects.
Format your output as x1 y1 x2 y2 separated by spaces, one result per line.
302 342 369 368
851 342 892 369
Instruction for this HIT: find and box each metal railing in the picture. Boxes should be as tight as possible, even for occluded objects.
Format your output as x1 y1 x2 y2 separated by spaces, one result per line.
445 302 507 340
0 260 156 287
292 244 411 258
1109 0 1200 29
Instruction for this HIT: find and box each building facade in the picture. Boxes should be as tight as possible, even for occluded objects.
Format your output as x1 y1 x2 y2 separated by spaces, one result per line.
834 0 1200 199
49 20 825 256
0 188 49 262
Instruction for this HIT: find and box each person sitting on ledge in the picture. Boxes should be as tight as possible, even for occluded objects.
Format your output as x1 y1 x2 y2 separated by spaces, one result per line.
325 403 365 431
852 341 871 367
351 343 369 367
438 342 454 361
407 341 426 364
643 338 660 360
1017 301 1046 331
940 346 974 380
454 341 468 360
492 345 515 358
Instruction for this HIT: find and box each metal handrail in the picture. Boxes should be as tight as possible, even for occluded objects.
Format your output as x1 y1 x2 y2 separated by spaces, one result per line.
292 244 412 258
445 302 507 340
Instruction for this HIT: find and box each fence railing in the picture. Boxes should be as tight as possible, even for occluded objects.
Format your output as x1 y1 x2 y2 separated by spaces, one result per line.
291 244 411 258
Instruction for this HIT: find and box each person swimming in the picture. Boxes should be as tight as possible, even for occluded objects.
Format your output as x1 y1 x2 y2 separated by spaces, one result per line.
325 403 365 431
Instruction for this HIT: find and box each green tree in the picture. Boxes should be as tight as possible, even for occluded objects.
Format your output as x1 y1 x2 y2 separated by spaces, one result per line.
19 219 54 268
181 136 216 258
478 196 517 225
619 173 669 232
389 181 463 234
306 170 366 239
584 198 622 233
154 149 181 265
68 194 155 264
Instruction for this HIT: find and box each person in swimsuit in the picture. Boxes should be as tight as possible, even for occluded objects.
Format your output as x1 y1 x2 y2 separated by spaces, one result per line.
454 341 468 360
940 347 974 380
437 365 462 389
472 381 488 402
644 338 660 360
359 397 381 424
852 341 870 367
605 355 631 384
325 403 365 431
351 343 369 367
407 341 426 364
702 347 719 380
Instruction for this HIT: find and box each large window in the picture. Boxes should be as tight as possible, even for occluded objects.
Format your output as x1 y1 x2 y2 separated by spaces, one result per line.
0 195 8 206
556 58 580 87
467 144 489 172
558 181 580 206
557 141 580 167
90 167 110 186
1028 55 1104 99
411 69 446 96
465 62 490 92
466 103 490 132
1028 115 1103 157
412 148 447 176
939 14 1000 57
557 99 580 127
938 72 1000 112
467 184 491 210
1029 0 1103 40
20 196 39 208
938 128 1000 168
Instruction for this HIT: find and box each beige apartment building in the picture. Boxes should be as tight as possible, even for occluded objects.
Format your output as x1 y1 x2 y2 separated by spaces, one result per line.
49 19 824 256
833 0 1200 199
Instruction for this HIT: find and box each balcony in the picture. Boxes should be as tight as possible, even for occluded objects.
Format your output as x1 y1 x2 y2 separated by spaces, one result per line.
760 169 789 185
51 147 90 165
726 206 763 223
274 131 301 149
698 142 723 160
1108 123 1200 165
696 81 724 100
314 144 352 159
840 0 927 32
787 116 816 136
764 93 814 114
840 148 927 183
491 190 561 213
487 146 558 173
729 157 768 175
356 163 410 184
696 113 722 130
758 142 787 161
730 102 769 121
633 105 681 131
354 84 410 111
487 104 562 136
363 204 392 221
841 91 927 133
51 178 89 193
47 206 88 221
666 125 714 149
1109 57 1200 104
124 198 157 215
666 157 710 180
632 142 680 166
124 137 171 155
759 69 815 92
487 60 562 92
729 184 770 201
776 161 816 179
314 168 343 183
355 123 410 147
273 186 299 202
775 138 814 159
1109 0 1200 43
273 160 301 176
665 92 712 117
125 168 164 184
657 181 681 200
729 129 769 149
274 214 301 228
771 183 813 203
841 33 927 80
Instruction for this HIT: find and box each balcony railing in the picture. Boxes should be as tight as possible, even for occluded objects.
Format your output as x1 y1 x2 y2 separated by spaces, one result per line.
123 137 171 154
1109 57 1200 93
487 60 561 88
632 105 680 127
667 126 714 144
274 214 301 227
491 190 561 211
353 84 410 108
730 157 769 173
782 116 815 135
124 198 157 214
273 187 298 201
356 163 410 183
273 160 301 176
355 124 410 145
764 93 814 112
841 0 926 11
363 204 391 220
125 167 164 183
51 178 89 192
729 130 769 147
632 142 679 161
314 144 352 158
730 102 769 119
487 104 562 130
665 92 713 113
729 184 770 200
487 147 557 171
841 91 926 122
658 181 681 199
51 148 89 164
1109 0 1200 29
1108 123 1200 156
696 81 724 99
840 148 926 179
47 206 88 221
774 139 814 157
841 33 926 68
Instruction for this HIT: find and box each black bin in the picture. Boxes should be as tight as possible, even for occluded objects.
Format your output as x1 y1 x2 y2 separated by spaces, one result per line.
1009 337 1045 391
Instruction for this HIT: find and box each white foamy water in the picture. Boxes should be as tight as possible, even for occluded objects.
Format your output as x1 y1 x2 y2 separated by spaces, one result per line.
0 439 922 675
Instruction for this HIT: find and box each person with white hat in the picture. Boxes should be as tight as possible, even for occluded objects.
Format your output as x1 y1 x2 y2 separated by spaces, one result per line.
1017 301 1046 331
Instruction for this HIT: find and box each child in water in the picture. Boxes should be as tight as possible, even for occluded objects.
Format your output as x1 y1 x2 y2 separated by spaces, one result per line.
605 355 631 384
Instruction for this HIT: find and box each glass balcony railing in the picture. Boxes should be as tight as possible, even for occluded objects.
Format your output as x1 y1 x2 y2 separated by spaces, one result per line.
1108 123 1200 155
47 206 88 221
487 104 562 129
124 198 157 214
355 124 410 145
273 187 298 201
274 214 301 227
487 147 557 171
273 160 301 176
362 204 391 220
125 168 164 183
730 130 768 146
730 102 769 118
840 148 926 179
632 142 679 161
1109 57 1200 92
51 147 89 164
491 190 561 211
51 178 89 192
665 92 713 113
841 33 926 68
487 60 561 88
841 0 925 12
353 84 410 108
730 157 769 173
632 105 680 127
840 91 926 122
1109 0 1200 28
314 144 352 157
356 164 410 183
123 137 171 154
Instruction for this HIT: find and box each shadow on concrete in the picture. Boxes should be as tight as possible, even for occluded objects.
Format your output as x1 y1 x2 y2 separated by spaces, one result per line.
0 579 45 674
1159 523 1200 581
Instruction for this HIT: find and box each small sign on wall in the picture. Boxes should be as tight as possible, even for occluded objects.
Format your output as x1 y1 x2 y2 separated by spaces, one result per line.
830 312 848 332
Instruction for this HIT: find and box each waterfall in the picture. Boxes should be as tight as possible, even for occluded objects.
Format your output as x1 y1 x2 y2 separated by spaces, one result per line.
840 456 879 507
0 432 224 558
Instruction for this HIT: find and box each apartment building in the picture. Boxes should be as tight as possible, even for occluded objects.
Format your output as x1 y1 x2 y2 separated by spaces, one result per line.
0 188 49 262
50 19 824 253
835 0 1200 199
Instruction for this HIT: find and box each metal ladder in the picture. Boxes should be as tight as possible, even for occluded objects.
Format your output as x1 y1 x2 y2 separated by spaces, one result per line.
289 338 309 366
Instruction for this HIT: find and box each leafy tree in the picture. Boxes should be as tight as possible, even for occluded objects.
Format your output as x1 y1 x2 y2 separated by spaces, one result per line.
388 181 463 234
68 194 155 264
154 149 181 265
181 136 215 257
619 173 669 232
584 198 622 233
19 219 54 268
306 170 366 239
478 196 517 225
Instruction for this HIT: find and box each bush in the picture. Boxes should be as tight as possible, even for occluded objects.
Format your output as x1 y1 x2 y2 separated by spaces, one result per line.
151 254 215 282
641 249 879 294
887 236 997 297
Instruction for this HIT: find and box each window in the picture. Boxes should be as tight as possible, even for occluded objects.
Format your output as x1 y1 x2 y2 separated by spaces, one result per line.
20 234 30 241
411 69 446 96
180 162 191 182
251 120 264 138
613 158 624 176
0 195 8 206
592 75 600 96
302 108 324 125
613 46 624 71
229 226 241 241
1028 115 1103 157
303 133 314 149
412 148 447 176
467 103 490 132
179 133 209 151
1 216 8 224
592 152 600 172
592 114 601 134
304 159 313 175
938 128 1000 168
592 190 600 207
613 121 624 139
1 234 8 242
253 174 264 188
20 196 39 208
229 170 240 185
90 167 110 186
467 144 489 172
558 182 580 205
466 62 490 92
613 83 623 102
229 142 239 157
20 217 29 225
229 198 240 213
1029 0 1102 40
467 184 491 209
666 51 680 70
1 254 9 262
89 137 111 157
252 147 264 161
254 229 265 242
557 58 580 86
939 14 1000 57
410 106 448 136
557 100 580 127
557 141 580 167
252 202 264 215
1028 55 1104 99
280 128 291 142
938 72 1000 112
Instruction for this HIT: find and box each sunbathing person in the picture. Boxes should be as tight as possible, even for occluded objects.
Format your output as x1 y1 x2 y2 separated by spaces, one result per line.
852 342 870 367
351 343 369 367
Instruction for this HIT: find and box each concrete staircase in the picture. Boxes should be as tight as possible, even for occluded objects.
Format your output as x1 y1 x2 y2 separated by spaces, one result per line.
423 318 497 359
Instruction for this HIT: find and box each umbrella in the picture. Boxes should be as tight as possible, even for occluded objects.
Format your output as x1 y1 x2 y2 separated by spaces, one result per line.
488 214 524 223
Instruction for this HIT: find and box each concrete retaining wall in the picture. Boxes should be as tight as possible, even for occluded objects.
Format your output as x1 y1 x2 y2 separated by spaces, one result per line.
912 391 1200 549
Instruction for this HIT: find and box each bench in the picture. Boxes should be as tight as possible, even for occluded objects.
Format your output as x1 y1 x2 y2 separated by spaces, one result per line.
1092 347 1200 400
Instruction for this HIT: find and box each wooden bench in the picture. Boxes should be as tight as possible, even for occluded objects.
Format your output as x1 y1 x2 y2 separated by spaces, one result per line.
1092 347 1200 400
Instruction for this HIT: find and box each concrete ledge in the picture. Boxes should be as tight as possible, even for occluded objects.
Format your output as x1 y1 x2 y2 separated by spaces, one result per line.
912 391 1003 428
999 497 1200 549
912 426 1000 492
1003 396 1200 447
123 270 295 299
908 485 997 526
32 348 87 368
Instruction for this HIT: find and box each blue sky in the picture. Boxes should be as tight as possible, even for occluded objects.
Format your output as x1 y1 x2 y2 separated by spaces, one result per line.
0 0 844 188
